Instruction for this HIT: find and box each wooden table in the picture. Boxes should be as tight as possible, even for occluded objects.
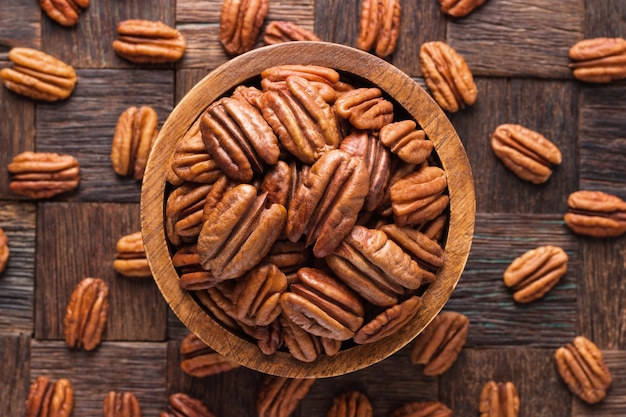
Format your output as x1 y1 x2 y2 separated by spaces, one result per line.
1 1 624 416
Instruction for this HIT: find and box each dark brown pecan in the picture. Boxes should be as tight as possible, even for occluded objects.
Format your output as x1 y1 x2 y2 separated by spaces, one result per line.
390 401 453 417
220 0 269 55
280 315 331 362
180 333 240 378
503 245 568 303
240 318 284 355
357 0 401 58
256 376 315 417
195 289 242 332
478 381 520 417
260 161 292 207
0 47 77 101
569 37 626 82
232 85 265 109
113 231 151 278
263 21 320 45
160 393 215 417
410 311 469 376
63 277 109 351
376 161 418 218
327 390 373 417
334 87 394 130
380 120 433 165
165 183 212 247
201 96 280 182
0 227 9 274
420 41 477 112
555 336 612 404
26 376 74 417
353 295 422 344
326 225 423 307
261 65 340 103
564 190 626 237
172 245 221 290
286 149 369 258
113 19 186 64
420 213 448 242
438 0 486 17
264 239 312 277
103 391 142 417
8 151 80 199
40 0 89 26
111 106 158 180
171 130 223 184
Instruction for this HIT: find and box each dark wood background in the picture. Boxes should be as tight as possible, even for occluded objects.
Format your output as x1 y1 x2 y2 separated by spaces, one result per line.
1 1 625 416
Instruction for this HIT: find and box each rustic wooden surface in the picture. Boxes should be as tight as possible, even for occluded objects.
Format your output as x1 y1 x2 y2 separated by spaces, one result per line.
0 0 625 416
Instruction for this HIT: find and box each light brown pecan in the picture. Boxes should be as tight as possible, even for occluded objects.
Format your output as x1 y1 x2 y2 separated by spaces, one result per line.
261 65 340 103
285 149 369 258
103 391 142 417
231 85 264 109
376 161 418 218
264 239 312 278
113 231 151 278
420 41 477 112
171 130 223 184
8 151 80 199
263 21 320 45
165 183 213 247
220 0 269 55
380 120 433 165
172 245 221 290
327 390 373 417
26 376 74 417
111 106 158 180
0 227 9 274
420 213 448 242
353 295 422 344
503 245 568 303
491 124 562 184
260 161 293 208
564 190 626 237
357 0 401 58
389 401 453 417
438 0 486 17
410 311 469 376
39 0 89 26
256 376 315 417
160 393 215 417
555 336 612 404
180 333 240 377
63 277 109 351
569 37 626 82
195 289 242 332
334 87 394 130
113 19 186 64
280 315 339 362
478 381 520 417
0 47 77 101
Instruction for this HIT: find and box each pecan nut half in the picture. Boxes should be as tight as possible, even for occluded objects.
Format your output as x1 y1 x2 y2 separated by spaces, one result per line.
327 390 373 417
63 277 109 351
357 0 401 58
280 315 340 362
220 0 269 55
180 333 240 378
410 311 469 376
564 190 626 237
171 130 223 184
420 41 477 112
353 295 422 344
111 106 158 180
39 0 89 26
165 183 213 247
172 245 221 290
26 376 74 417
261 65 339 103
0 228 9 274
390 401 453 417
8 151 80 199
263 21 320 45
160 393 216 417
569 37 626 83
380 120 433 165
334 87 394 130
0 47 77 101
103 391 142 417
113 19 186 64
438 0 486 17
113 231 151 278
491 124 562 184
503 245 568 303
555 336 612 404
478 381 520 417
256 376 315 417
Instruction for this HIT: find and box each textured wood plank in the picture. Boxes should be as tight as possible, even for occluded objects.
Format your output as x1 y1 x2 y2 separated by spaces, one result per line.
445 213 579 348
35 69 174 203
584 0 626 38
35 202 167 341
573 350 626 416
0 1 41 53
176 68 210 104
0 203 36 333
447 0 584 78
177 23 229 69
0 333 30 417
30 340 168 416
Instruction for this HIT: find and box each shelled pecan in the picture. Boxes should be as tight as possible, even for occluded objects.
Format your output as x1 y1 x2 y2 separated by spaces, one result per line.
438 0 486 17
380 120 433 165
503 245 568 303
410 311 469 376
281 315 340 362
261 65 340 103
165 183 213 247
491 124 562 184
39 0 89 26
172 245 220 290
257 375 315 417
113 231 151 278
241 318 284 355
390 401 453 417
357 0 401 58
180 333 240 377
160 393 215 417
478 381 519 417
171 130 223 184
568 37 626 82
8 152 80 199
263 21 320 45
327 390 373 417
0 47 77 101
564 190 626 237
334 87 394 130
0 227 9 274
113 19 186 63
420 41 477 112
111 106 158 180
555 336 612 404
353 295 421 344
103 391 142 417
220 0 269 55
25 375 74 417
63 277 109 351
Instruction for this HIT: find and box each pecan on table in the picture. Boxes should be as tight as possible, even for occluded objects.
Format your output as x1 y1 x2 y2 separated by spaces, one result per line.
503 245 568 303
113 19 186 64
410 311 469 376
111 106 158 180
220 0 269 55
389 401 453 417
357 0 401 58
280 315 340 362
39 0 89 26
25 375 74 417
0 47 77 101
180 333 240 378
555 336 612 404
569 37 626 83
419 41 477 113
171 130 223 184
0 227 9 274
8 151 80 199
63 277 109 351
263 21 320 45
479 381 519 417
160 393 215 417
491 124 562 184
257 375 315 417
113 231 151 278
172 245 221 290
103 391 142 417
334 87 394 130
380 120 433 165
438 0 486 17
327 390 373 417
165 182 213 247
260 65 340 104
353 294 422 344
564 190 626 237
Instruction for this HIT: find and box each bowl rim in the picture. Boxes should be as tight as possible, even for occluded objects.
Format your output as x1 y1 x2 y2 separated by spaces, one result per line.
141 41 475 379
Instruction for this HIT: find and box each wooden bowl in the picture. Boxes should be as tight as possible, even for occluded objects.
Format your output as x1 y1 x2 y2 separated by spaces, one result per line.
141 42 475 378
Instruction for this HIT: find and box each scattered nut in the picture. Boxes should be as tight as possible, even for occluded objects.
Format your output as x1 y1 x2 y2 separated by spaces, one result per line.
564 190 626 237
113 231 151 278
7 151 80 199
478 381 520 417
256 375 315 417
327 390 373 417
438 0 486 17
113 19 186 64
103 391 142 417
263 21 320 45
220 0 269 55
357 0 401 58
0 227 9 274
160 393 216 417
63 277 109 351
111 106 158 180
25 375 74 417
180 333 240 378
39 0 89 26
569 37 626 83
